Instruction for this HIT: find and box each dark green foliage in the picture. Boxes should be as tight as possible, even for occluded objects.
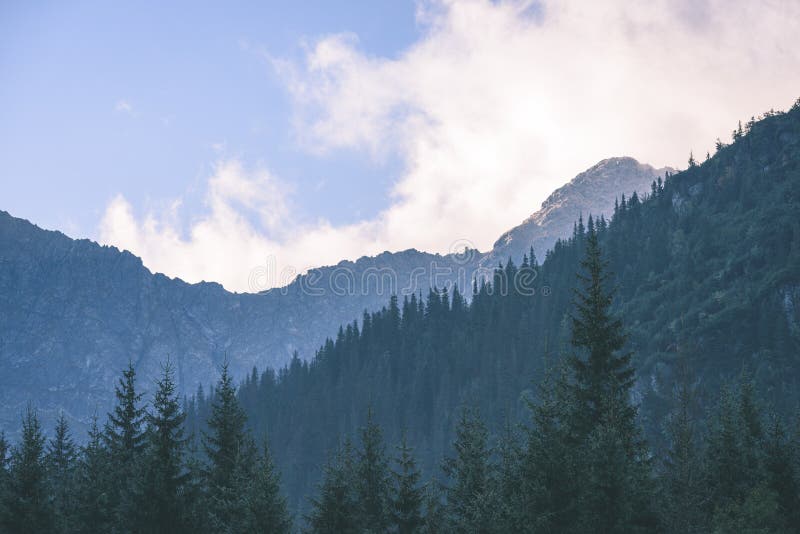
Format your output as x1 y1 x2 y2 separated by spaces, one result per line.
442 408 495 532
140 360 189 533
660 361 706 533
355 409 392 531
74 416 113 533
104 361 147 528
568 226 636 443
4 102 800 531
241 439 292 533
203 362 257 530
763 416 800 531
187 103 800 510
307 440 359 534
391 433 425 534
3 406 53 533
46 412 77 533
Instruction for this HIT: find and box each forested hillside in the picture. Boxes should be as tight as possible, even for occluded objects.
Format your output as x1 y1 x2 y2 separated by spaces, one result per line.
186 101 800 510
0 154 658 438
3 219 799 533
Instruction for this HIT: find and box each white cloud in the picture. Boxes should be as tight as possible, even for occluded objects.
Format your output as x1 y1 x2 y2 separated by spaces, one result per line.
100 0 800 292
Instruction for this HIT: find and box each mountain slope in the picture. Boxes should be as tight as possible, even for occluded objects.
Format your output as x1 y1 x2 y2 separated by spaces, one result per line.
187 103 800 509
0 155 668 435
0 218 470 435
484 157 672 267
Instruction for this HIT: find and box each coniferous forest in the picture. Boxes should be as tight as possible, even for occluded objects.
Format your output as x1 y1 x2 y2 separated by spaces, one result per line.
2 104 800 532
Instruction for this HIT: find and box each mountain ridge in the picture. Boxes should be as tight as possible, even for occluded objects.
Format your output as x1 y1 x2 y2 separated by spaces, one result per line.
0 156 666 436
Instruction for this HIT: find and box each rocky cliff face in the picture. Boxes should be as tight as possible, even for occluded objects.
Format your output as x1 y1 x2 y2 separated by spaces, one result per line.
0 156 667 436
482 157 673 267
0 211 476 436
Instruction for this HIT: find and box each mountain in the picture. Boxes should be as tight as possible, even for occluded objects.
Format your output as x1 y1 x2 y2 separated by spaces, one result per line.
0 156 665 436
188 104 800 509
483 157 672 267
0 219 468 436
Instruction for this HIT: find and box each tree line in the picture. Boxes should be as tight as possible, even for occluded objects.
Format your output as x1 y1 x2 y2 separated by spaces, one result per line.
0 360 290 533
2 228 799 532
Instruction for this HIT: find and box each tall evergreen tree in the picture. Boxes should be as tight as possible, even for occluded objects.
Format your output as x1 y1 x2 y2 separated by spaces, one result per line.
141 360 188 533
3 405 53 534
568 227 635 442
391 433 425 534
307 439 359 534
521 362 578 532
74 415 113 534
763 415 800 531
567 227 655 532
660 361 706 533
46 412 77 533
106 361 147 459
104 361 147 528
442 408 494 533
241 438 292 533
203 362 255 530
356 409 392 531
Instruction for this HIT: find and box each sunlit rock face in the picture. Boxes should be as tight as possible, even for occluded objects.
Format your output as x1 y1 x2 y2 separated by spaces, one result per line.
483 157 673 269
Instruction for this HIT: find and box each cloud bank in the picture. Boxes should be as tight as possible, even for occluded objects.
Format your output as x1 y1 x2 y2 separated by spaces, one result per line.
100 0 800 292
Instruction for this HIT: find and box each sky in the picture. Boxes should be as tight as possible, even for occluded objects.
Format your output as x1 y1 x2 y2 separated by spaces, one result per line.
2 0 799 292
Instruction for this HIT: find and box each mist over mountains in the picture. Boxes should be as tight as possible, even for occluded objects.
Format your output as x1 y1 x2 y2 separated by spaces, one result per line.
0 157 667 435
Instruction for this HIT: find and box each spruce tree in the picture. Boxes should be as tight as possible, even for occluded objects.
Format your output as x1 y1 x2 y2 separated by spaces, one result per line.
3 405 53 533
242 438 292 533
568 227 635 442
46 412 77 533
74 415 112 533
522 362 578 532
356 409 391 531
307 439 358 534
661 362 706 533
104 361 147 527
391 433 424 534
705 384 749 510
203 362 254 529
106 361 147 458
763 416 800 531
442 408 494 533
142 360 188 533
567 227 655 532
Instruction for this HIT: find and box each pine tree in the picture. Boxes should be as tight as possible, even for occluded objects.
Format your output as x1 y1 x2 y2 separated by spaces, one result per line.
142 360 188 533
705 384 748 509
203 362 255 530
661 361 706 533
494 420 525 533
568 227 635 442
521 362 578 532
74 415 113 534
307 440 359 534
46 412 77 533
568 228 655 531
763 415 800 531
356 409 392 531
442 408 494 533
3 405 53 533
242 438 292 533
104 361 147 527
106 362 147 459
391 433 424 534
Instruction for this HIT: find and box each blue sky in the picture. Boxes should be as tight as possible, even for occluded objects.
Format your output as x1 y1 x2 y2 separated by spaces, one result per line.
2 1 799 292
1 0 415 235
